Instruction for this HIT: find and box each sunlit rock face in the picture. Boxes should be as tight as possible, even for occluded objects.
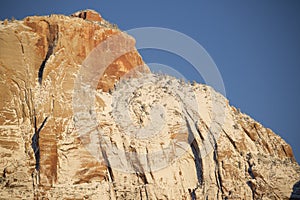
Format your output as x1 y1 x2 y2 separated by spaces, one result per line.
0 10 299 199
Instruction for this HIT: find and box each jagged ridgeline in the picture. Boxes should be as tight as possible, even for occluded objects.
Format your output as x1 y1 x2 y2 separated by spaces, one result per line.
0 10 299 199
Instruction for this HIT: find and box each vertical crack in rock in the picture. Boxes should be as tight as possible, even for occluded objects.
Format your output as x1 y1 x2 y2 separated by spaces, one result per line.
222 129 238 151
188 188 197 200
241 126 256 142
38 21 58 84
100 146 114 183
100 141 118 198
25 89 34 124
182 102 204 186
15 35 25 54
145 147 155 181
125 146 148 185
139 186 149 200
144 186 149 200
195 123 205 141
246 181 255 200
207 129 224 198
201 120 225 197
187 119 203 185
246 153 255 179
31 116 48 171
190 139 203 185
213 144 224 198
246 153 256 199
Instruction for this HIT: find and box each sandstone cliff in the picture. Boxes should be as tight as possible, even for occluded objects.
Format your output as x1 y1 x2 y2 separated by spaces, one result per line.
0 10 299 200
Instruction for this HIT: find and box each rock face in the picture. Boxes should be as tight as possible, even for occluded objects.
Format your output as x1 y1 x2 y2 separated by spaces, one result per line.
0 10 299 200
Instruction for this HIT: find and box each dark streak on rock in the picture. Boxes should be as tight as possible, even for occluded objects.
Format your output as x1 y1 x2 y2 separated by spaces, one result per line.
15 35 24 54
38 20 58 84
100 147 114 182
125 146 148 185
206 126 224 198
144 186 149 200
213 144 224 197
31 116 48 171
146 147 155 181
186 118 203 185
188 188 197 200
246 153 255 179
246 181 255 200
222 129 238 151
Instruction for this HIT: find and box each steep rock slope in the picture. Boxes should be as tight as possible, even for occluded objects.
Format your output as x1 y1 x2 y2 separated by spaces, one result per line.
0 10 299 199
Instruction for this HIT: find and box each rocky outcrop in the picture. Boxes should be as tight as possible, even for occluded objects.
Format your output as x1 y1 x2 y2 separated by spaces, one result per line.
71 9 102 22
0 10 299 199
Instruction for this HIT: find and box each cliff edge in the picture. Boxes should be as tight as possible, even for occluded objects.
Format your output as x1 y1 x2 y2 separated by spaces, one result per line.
0 10 299 199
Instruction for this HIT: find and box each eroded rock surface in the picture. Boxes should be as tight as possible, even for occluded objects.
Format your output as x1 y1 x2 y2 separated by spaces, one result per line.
0 10 299 199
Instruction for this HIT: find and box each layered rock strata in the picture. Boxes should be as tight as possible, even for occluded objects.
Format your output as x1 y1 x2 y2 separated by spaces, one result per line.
0 10 299 199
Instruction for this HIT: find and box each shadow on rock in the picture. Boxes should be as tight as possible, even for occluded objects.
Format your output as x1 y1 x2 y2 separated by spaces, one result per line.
290 180 300 199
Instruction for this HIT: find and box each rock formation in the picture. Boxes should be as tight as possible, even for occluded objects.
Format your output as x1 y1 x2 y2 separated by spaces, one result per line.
0 10 299 199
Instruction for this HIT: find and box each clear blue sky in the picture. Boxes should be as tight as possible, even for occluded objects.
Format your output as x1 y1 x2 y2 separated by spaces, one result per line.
1 1 300 163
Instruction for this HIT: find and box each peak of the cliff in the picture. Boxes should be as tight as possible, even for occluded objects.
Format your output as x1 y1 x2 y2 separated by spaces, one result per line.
71 9 102 22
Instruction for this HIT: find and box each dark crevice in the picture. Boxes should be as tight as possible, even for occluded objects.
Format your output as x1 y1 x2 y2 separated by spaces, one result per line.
144 186 149 200
247 166 255 179
209 130 224 198
140 189 143 199
31 116 48 171
241 126 255 142
246 181 255 200
100 147 114 182
99 143 118 198
178 93 204 185
15 35 24 54
196 123 204 140
253 123 262 139
149 171 154 182
222 129 238 151
123 144 148 185
38 21 58 84
281 145 290 157
146 147 155 181
213 144 224 196
137 172 148 185
199 120 224 196
246 153 255 179
189 183 201 200
20 42 24 54
78 11 87 20
188 188 197 200
186 117 203 185
2 168 6 178
246 153 256 199
190 140 203 185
